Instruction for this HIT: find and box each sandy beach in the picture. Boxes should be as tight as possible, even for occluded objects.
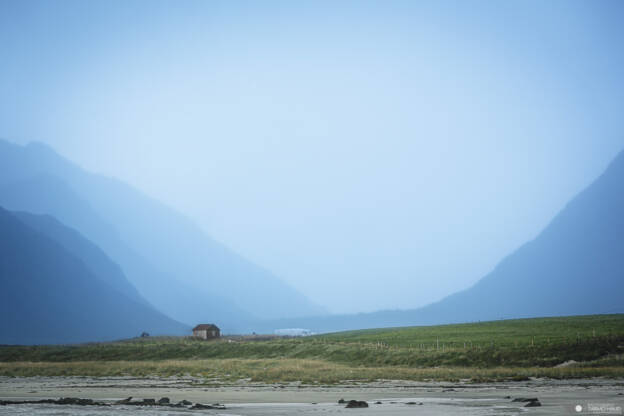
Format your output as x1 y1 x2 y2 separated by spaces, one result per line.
0 376 622 415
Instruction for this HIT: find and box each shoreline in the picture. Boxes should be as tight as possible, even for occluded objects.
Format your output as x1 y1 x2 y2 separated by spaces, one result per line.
1 376 622 415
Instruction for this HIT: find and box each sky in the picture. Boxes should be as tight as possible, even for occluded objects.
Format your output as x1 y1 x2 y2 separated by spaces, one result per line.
1 0 623 314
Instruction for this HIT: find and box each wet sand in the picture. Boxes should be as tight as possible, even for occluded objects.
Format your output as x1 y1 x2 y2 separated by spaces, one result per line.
0 376 622 415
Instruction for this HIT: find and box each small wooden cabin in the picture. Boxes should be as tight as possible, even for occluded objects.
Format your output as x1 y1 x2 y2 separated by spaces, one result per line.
192 324 220 339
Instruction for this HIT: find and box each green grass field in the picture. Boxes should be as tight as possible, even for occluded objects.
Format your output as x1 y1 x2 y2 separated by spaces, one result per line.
1 314 623 383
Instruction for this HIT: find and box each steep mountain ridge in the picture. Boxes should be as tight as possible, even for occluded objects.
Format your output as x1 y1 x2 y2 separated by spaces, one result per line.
13 211 147 307
0 173 253 331
424 149 624 320
0 139 323 330
0 207 188 344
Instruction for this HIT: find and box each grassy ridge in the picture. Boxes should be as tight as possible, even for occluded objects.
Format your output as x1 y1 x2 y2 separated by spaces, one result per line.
317 314 624 347
1 314 623 382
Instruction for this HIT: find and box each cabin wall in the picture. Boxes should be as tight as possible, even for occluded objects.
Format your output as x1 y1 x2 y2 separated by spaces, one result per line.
193 329 208 339
193 328 220 339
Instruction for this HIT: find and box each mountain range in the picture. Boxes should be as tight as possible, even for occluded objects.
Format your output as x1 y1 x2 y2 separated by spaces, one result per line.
0 139 323 339
254 149 624 332
1 137 623 342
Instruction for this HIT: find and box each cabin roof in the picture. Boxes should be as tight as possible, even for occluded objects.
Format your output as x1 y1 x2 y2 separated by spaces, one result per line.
193 324 219 331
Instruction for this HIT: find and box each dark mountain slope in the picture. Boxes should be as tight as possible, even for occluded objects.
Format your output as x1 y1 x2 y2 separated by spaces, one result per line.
0 207 188 344
417 149 624 321
12 210 146 306
0 174 253 332
0 139 324 322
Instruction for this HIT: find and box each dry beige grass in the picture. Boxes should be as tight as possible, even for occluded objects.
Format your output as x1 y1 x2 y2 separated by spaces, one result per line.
1 359 623 383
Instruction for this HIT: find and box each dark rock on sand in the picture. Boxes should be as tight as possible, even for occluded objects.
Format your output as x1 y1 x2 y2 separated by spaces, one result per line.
525 400 542 407
57 398 95 406
345 400 369 408
1 398 108 407
116 397 133 404
191 403 213 409
191 403 227 410
157 397 170 404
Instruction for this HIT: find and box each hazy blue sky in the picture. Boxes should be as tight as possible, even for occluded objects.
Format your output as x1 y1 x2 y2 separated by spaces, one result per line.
1 0 623 313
